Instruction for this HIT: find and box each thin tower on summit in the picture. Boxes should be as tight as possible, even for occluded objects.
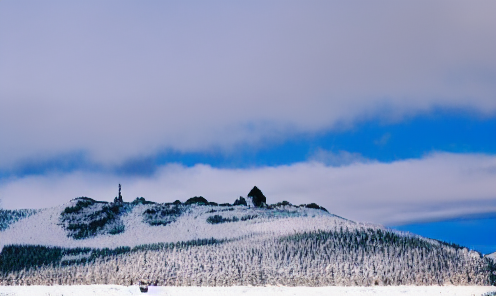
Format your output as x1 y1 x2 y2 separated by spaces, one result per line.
117 183 123 203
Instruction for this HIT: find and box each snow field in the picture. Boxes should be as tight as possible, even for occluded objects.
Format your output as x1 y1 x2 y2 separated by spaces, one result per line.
0 285 495 296
0 203 369 250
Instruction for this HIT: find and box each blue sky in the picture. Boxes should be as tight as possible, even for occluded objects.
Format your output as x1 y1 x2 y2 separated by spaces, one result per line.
393 214 496 255
0 1 495 254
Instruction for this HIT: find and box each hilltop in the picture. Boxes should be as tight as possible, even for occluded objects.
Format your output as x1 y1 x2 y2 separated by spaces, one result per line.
0 187 495 286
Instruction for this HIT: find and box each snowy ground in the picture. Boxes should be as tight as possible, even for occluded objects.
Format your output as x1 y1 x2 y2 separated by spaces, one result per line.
0 285 495 296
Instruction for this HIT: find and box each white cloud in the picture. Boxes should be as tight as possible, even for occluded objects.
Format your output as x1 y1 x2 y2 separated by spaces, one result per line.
1 153 494 226
0 1 495 168
309 149 369 167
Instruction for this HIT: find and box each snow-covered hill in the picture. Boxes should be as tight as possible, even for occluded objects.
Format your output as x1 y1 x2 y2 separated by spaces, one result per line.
0 197 354 250
1 196 495 286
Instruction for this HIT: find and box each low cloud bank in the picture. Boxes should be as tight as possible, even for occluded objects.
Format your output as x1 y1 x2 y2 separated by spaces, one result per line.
1 1 495 168
1 153 494 225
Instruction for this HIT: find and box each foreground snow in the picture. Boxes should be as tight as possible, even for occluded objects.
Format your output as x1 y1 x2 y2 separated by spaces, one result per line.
0 285 495 296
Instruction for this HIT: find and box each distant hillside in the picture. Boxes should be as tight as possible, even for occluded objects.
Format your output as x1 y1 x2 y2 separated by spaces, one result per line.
486 252 496 261
0 189 495 286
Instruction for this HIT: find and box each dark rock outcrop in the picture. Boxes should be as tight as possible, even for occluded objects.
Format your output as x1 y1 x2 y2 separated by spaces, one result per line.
247 186 266 207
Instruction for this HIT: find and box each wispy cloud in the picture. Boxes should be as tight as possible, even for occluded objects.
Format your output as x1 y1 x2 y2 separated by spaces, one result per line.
1 153 494 226
374 133 391 146
309 149 369 167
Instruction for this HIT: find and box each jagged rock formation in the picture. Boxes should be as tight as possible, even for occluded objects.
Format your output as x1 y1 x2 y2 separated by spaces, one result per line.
248 186 267 207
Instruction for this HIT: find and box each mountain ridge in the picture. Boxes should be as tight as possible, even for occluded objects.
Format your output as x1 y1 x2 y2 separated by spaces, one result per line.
1 190 495 286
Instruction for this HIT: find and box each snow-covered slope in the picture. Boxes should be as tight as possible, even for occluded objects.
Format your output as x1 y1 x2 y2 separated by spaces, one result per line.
0 209 37 231
1 198 495 287
0 199 362 250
